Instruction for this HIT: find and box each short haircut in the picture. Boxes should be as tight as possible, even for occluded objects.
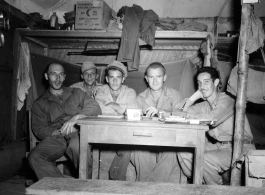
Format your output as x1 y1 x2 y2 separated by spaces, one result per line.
106 67 124 77
196 66 222 89
145 62 166 75
45 63 65 74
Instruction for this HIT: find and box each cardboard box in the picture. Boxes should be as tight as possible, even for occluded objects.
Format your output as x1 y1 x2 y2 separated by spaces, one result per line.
245 150 265 187
75 0 113 30
126 109 142 121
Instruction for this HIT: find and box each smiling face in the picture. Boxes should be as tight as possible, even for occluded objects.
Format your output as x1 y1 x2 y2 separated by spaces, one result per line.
106 69 125 92
145 67 167 92
45 63 65 90
197 72 219 101
81 68 98 86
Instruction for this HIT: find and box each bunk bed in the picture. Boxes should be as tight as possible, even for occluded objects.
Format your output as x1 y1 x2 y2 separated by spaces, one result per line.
12 29 214 140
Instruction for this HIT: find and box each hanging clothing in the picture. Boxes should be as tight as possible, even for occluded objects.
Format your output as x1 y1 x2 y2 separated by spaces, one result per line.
245 6 264 55
17 43 31 110
227 65 265 104
139 10 159 46
117 5 159 71
26 52 38 111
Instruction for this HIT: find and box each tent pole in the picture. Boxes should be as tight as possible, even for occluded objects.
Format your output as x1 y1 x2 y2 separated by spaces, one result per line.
230 4 251 186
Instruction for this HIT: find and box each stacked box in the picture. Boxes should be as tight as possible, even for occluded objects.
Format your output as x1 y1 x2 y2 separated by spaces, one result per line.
245 150 265 187
75 0 112 30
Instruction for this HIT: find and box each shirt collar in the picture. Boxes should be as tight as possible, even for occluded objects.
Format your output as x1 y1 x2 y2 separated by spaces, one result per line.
140 87 172 98
42 86 73 102
209 92 221 109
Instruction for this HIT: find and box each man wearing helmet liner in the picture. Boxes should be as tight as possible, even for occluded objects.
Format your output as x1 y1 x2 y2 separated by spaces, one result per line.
95 60 137 116
70 61 102 97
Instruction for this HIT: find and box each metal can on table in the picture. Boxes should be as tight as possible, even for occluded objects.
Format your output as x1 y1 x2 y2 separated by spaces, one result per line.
158 111 164 120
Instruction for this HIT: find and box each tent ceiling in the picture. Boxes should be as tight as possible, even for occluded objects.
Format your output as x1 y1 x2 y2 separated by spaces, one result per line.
29 0 61 10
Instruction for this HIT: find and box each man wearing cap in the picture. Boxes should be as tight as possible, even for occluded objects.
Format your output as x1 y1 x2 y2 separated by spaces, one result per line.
70 61 102 97
95 61 138 180
95 60 137 115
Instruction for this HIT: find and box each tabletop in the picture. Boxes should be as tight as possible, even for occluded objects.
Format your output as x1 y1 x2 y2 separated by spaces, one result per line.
77 116 209 131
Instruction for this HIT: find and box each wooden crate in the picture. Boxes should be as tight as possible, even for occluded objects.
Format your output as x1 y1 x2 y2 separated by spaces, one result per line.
75 0 112 30
245 150 265 187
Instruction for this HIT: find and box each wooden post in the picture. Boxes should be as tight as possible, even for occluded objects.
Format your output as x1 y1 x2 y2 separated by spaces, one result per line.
230 4 251 186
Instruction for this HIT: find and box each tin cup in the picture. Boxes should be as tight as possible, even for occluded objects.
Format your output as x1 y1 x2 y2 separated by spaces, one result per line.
158 111 165 120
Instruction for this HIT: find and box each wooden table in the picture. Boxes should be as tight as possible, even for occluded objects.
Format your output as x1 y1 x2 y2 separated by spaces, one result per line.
77 117 208 184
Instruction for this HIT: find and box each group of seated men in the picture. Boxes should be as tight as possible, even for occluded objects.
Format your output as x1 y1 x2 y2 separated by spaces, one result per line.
28 60 255 185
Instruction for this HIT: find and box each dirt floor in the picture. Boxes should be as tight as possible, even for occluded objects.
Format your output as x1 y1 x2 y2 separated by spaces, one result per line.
0 175 26 195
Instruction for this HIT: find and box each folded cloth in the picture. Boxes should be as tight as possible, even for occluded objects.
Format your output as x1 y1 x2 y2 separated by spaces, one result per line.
176 21 208 31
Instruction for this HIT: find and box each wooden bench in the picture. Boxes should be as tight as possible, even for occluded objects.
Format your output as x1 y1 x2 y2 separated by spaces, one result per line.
26 177 265 195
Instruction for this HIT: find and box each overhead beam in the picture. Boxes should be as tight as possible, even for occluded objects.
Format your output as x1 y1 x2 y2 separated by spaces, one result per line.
23 37 48 48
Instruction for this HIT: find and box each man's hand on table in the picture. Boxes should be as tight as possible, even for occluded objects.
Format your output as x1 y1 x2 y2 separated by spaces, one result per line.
145 106 158 117
60 114 87 135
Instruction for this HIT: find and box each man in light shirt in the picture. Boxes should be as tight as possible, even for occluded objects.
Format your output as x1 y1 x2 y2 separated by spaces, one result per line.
95 60 137 115
109 62 182 181
70 61 102 97
95 61 138 180
174 66 254 185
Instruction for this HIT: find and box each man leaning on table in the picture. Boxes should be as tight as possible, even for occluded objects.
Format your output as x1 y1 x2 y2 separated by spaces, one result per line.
94 61 138 180
109 62 182 182
28 63 101 180
174 66 255 185
70 61 102 97
95 60 138 115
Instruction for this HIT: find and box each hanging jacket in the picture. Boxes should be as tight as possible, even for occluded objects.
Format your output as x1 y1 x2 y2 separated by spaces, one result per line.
117 5 159 71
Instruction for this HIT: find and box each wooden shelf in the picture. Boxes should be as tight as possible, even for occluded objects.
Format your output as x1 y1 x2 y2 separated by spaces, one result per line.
18 29 212 39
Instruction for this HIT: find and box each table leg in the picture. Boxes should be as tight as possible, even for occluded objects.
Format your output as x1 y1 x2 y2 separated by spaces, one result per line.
79 126 89 179
92 148 100 179
193 131 205 184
